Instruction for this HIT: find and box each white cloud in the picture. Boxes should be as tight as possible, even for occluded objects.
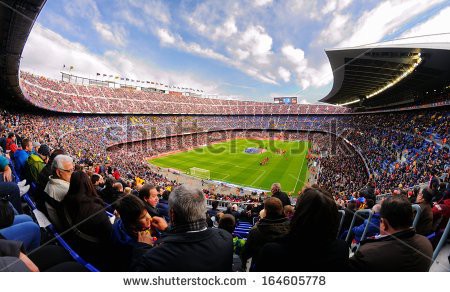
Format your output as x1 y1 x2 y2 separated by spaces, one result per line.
278 67 291 82
316 13 350 45
281 44 332 89
338 0 446 48
212 17 238 40
321 0 337 15
64 0 99 19
118 9 145 28
154 25 278 84
298 98 310 104
64 0 128 48
321 0 353 14
237 25 273 64
253 0 273 7
138 0 171 25
400 6 450 42
93 22 127 47
156 28 176 45
21 25 217 93
282 45 306 68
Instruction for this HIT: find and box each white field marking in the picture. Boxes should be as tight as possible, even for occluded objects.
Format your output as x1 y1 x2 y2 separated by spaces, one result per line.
292 146 308 193
251 170 266 185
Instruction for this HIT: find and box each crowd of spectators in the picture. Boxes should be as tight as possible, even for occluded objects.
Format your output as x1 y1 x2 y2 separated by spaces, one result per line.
0 105 449 272
20 72 349 115
0 104 448 198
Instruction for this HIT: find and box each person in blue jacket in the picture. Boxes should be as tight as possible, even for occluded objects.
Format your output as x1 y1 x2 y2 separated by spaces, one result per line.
12 138 33 180
352 204 381 243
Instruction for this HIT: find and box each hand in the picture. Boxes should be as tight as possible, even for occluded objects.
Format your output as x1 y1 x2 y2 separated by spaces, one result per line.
19 252 39 272
3 165 12 182
151 216 168 231
137 230 154 245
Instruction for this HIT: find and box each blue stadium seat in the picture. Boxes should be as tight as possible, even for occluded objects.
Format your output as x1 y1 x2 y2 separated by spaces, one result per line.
411 204 422 229
345 209 373 252
22 192 99 272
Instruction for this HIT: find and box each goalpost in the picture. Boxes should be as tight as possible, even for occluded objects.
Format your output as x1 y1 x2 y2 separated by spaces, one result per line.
189 167 211 180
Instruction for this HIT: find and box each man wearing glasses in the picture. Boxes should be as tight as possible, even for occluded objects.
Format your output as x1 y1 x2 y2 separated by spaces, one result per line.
44 155 74 231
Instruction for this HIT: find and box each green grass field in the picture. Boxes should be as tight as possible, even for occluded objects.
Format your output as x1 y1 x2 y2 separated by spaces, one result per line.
149 139 310 194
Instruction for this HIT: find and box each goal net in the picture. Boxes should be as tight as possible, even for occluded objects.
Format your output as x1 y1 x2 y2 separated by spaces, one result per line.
189 167 210 179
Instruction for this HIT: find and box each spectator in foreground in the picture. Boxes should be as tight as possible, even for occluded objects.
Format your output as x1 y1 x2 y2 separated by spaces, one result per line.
207 200 220 219
139 184 160 217
218 214 244 272
157 190 170 222
241 197 289 271
257 187 349 271
12 138 32 180
44 155 73 230
349 196 433 271
415 187 434 236
61 171 114 271
132 185 233 272
112 195 154 270
25 144 50 184
352 204 381 243
270 183 291 207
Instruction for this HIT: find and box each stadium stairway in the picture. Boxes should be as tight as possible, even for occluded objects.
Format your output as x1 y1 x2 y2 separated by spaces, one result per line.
429 218 450 272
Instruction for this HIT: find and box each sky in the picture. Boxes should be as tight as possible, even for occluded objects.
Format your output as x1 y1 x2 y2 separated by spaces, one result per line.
19 0 450 103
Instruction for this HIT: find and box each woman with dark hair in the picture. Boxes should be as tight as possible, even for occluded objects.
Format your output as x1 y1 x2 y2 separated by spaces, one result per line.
256 187 349 272
112 195 154 270
61 171 114 271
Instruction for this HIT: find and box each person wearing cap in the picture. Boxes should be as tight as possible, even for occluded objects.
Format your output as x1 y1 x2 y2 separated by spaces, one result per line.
25 144 50 184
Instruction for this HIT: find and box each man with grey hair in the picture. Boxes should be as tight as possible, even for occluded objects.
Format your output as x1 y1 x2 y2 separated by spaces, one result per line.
271 183 291 207
132 185 233 272
44 154 74 231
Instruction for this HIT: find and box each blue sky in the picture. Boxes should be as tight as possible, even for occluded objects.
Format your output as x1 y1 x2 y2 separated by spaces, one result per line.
21 0 450 103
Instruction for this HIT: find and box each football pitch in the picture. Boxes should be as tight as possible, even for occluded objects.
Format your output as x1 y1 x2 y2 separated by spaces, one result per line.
149 139 310 194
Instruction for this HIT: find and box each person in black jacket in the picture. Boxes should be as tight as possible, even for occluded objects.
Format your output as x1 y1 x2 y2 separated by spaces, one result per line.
241 197 290 271
132 185 233 272
257 187 349 271
271 183 291 207
139 183 160 217
349 196 433 271
156 190 170 222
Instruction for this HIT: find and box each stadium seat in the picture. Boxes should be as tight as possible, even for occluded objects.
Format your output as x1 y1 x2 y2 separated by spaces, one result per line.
337 210 345 237
345 209 373 251
22 192 99 272
411 204 422 229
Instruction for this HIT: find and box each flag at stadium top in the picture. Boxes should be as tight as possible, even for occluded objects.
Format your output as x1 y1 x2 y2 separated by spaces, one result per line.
20 0 450 103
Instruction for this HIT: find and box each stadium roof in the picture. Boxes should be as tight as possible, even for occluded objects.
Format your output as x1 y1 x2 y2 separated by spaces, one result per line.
0 0 45 109
321 42 450 109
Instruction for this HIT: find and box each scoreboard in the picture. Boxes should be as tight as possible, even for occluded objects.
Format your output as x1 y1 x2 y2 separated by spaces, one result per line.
274 97 297 104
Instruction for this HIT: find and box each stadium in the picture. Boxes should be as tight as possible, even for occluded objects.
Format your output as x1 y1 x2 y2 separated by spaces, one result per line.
0 0 449 276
